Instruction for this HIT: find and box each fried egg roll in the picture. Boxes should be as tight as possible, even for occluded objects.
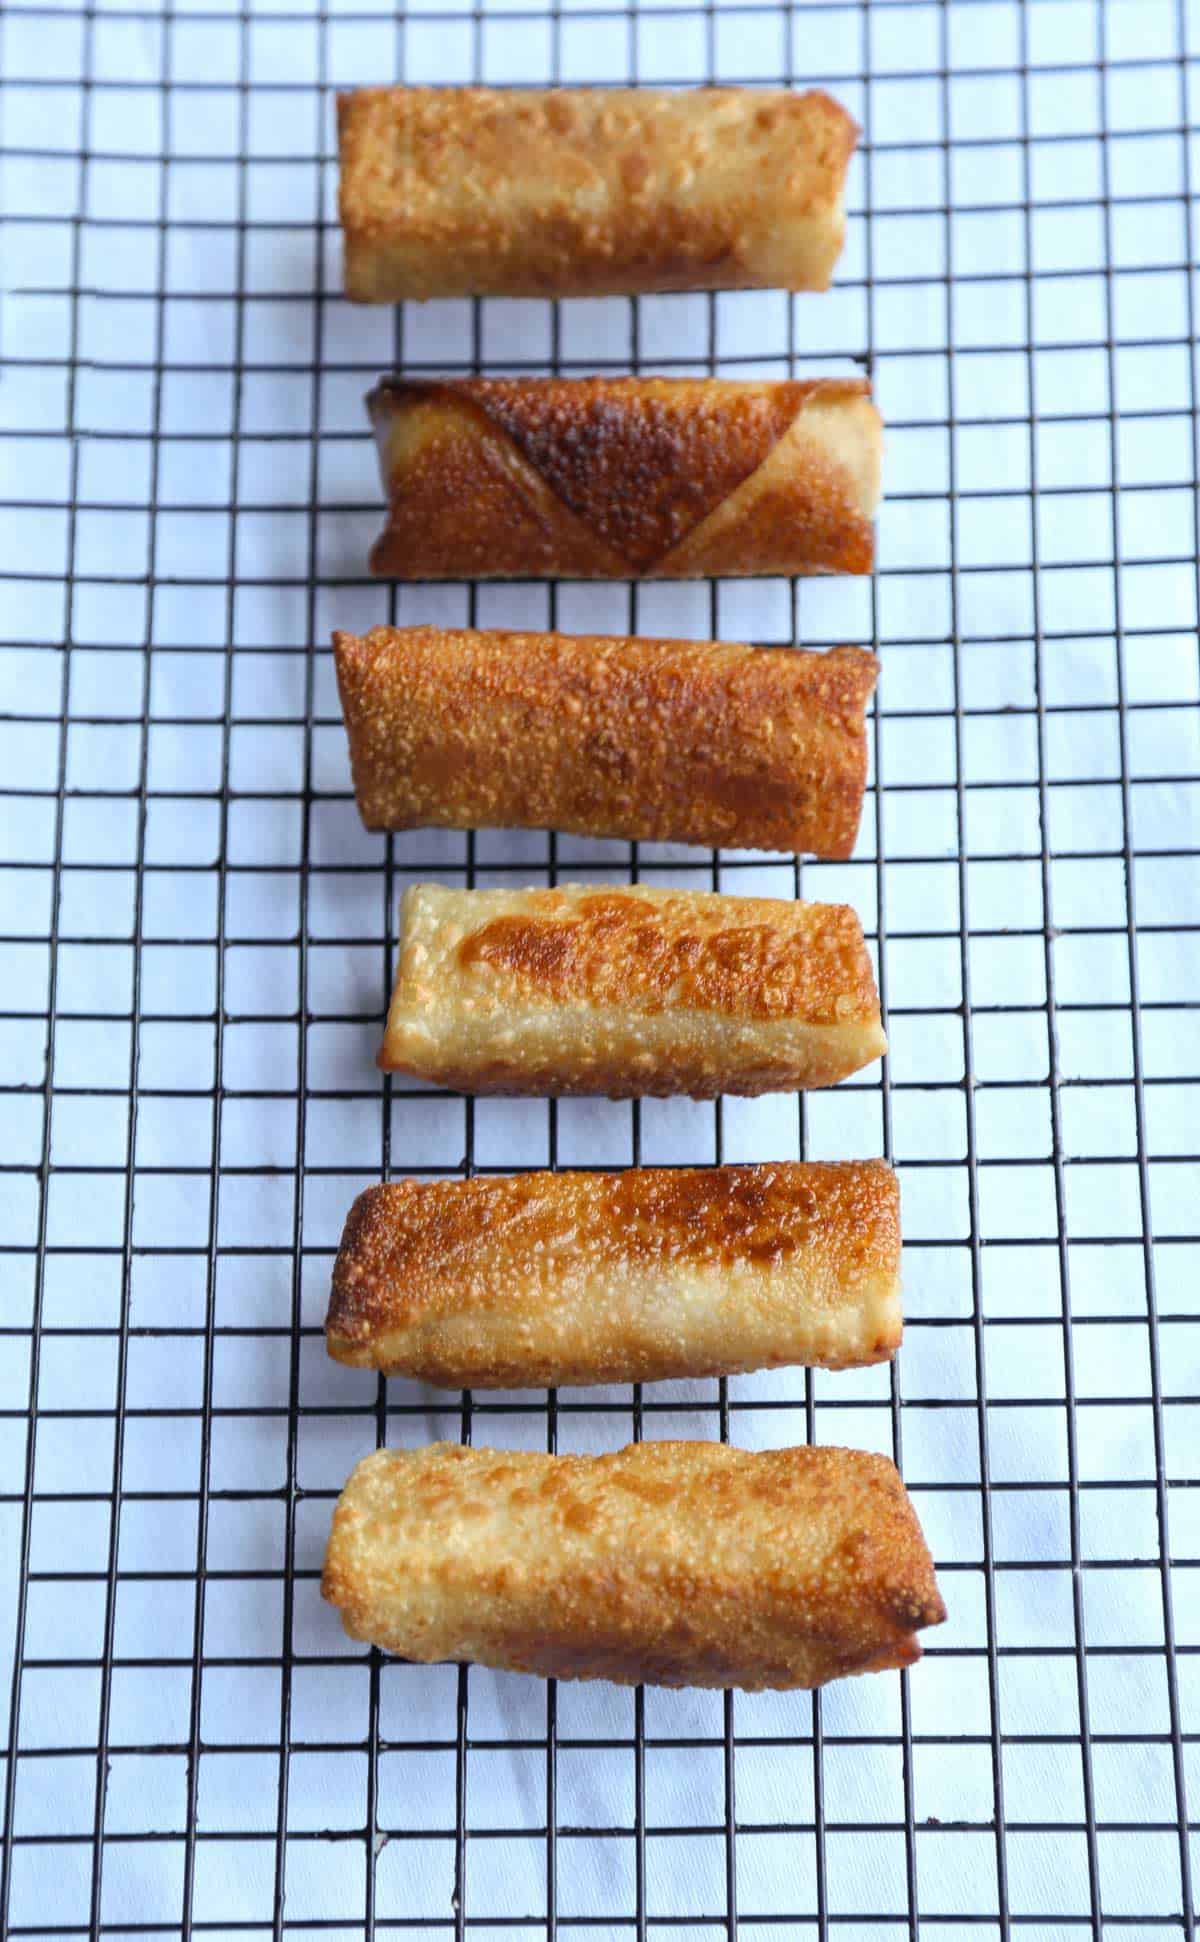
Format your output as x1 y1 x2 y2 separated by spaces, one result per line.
327 1160 901 1388
334 625 877 859
367 375 881 580
380 881 885 1097
322 1440 945 1690
338 86 859 303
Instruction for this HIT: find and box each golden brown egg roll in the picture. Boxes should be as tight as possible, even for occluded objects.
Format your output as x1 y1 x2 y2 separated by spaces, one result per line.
367 375 881 580
322 1440 945 1690
333 625 877 859
380 881 885 1097
326 1160 901 1388
338 86 859 303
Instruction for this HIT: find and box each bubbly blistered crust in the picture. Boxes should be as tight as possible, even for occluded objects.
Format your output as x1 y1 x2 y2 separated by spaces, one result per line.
456 897 863 1021
338 86 859 302
379 881 886 1097
326 1160 901 1387
321 1440 945 1690
367 376 881 581
334 625 877 858
455 376 806 570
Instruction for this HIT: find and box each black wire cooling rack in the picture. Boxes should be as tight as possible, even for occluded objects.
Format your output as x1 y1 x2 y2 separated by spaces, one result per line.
3 0 1200 1934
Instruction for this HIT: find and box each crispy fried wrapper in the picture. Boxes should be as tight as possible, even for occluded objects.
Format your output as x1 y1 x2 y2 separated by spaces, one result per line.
367 375 882 580
322 1440 946 1691
338 86 859 302
333 625 878 858
326 1160 902 1388
379 881 886 1098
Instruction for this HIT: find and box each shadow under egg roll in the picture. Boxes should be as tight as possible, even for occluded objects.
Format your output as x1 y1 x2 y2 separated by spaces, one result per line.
337 86 859 303
333 624 878 859
366 374 882 580
326 1160 902 1388
379 880 886 1098
322 1440 946 1691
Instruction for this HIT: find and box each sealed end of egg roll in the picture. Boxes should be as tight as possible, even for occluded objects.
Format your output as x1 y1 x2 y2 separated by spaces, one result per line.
334 625 878 859
322 1440 945 1691
380 880 885 1098
367 375 881 581
327 1160 902 1388
338 86 859 303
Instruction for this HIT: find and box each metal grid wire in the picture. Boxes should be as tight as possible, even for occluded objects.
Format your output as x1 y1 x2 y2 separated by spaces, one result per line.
3 0 1200 1932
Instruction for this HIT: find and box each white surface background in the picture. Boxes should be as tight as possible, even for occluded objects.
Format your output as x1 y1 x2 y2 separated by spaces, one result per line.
3 0 1200 1932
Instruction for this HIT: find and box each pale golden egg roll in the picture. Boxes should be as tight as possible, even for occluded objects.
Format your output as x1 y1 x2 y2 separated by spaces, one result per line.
333 625 878 859
322 1440 945 1690
379 881 886 1097
367 375 881 580
338 86 859 303
326 1160 901 1388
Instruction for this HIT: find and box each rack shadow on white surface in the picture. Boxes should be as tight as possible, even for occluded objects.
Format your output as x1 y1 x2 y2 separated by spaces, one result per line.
2 0 1200 1935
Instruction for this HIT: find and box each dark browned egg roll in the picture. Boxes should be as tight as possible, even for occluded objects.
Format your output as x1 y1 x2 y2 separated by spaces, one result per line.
367 375 881 580
338 86 859 303
333 625 877 858
380 881 886 1097
322 1440 946 1690
326 1160 902 1388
